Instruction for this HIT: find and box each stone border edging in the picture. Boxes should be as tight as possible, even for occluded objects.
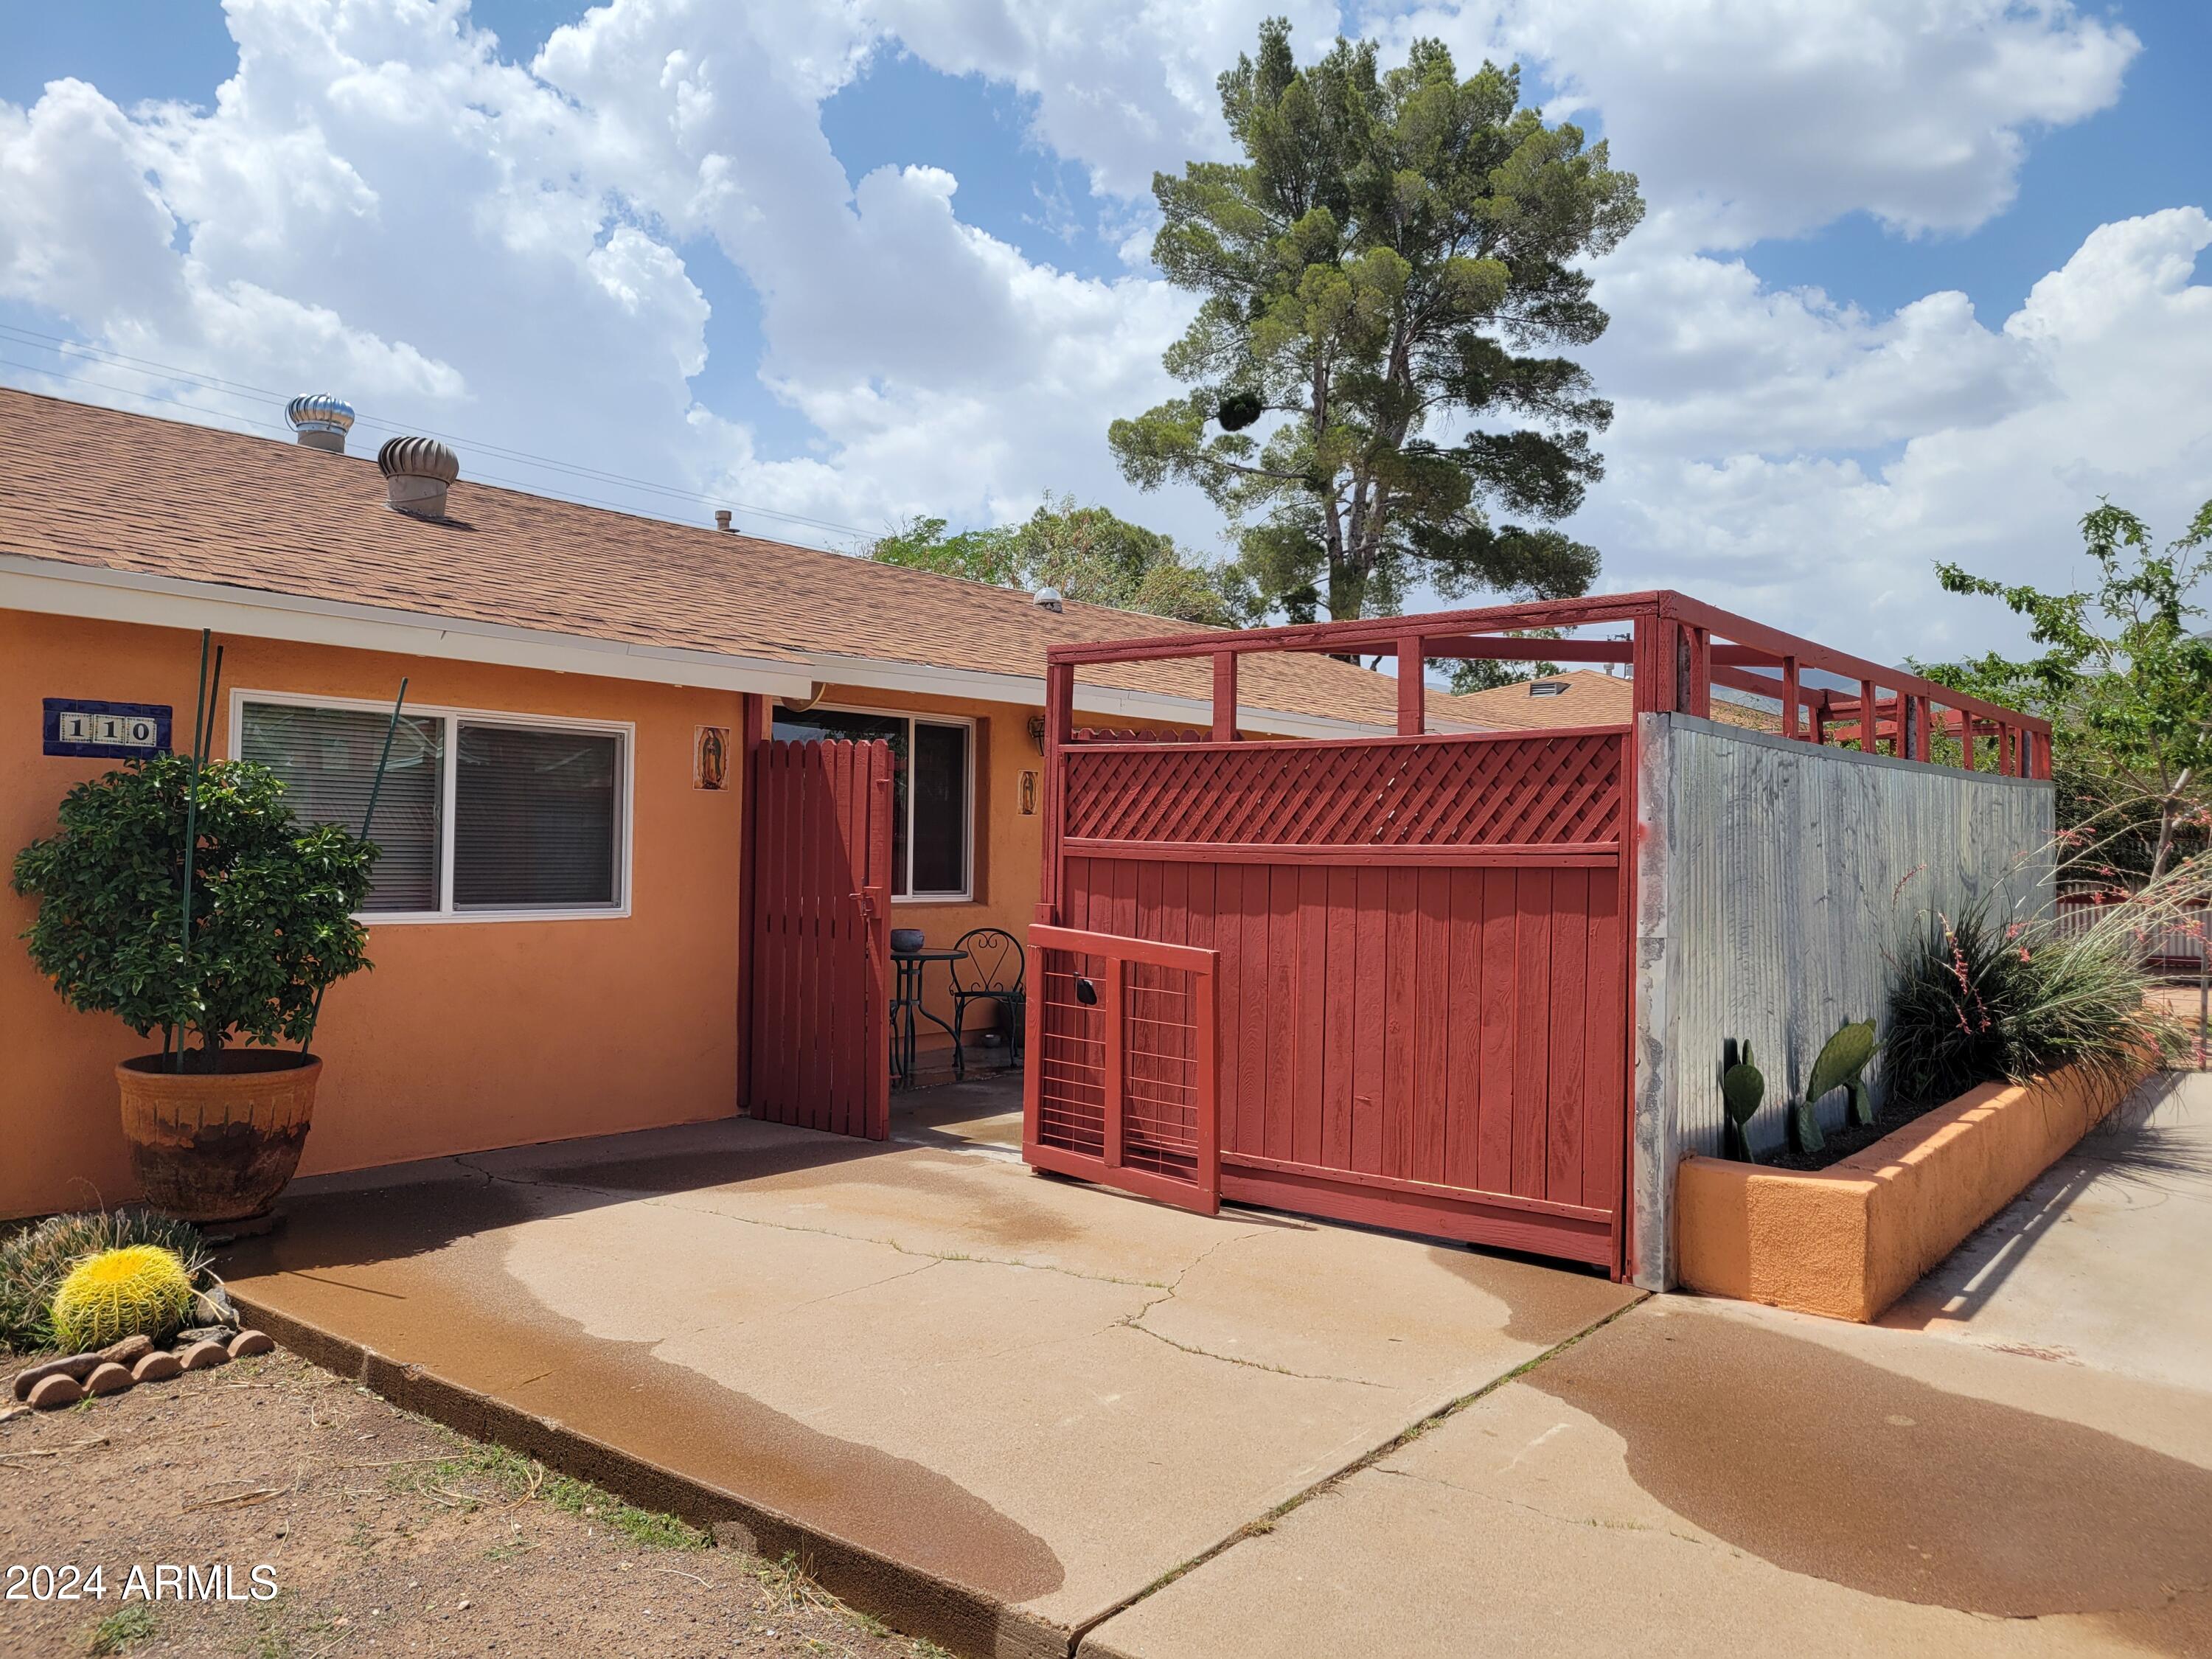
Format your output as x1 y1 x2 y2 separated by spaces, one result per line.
1674 1060 2151 1322
227 1291 1068 1659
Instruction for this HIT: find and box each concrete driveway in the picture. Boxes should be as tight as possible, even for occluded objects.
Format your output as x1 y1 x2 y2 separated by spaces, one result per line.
1082 1071 2212 1659
220 1084 1634 1659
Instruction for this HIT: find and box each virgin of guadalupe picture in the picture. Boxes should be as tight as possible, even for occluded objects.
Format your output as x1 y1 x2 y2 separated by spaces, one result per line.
695 725 730 790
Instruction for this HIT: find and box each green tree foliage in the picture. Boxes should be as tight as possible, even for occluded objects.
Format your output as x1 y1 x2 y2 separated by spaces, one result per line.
868 495 1254 626
1108 18 1643 625
1916 499 2212 881
12 754 378 1054
1441 628 1565 693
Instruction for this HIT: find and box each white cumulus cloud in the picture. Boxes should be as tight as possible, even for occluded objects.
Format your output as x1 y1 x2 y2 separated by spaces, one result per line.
0 0 2202 661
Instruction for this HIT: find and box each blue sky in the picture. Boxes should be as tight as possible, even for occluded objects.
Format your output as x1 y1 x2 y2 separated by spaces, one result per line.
1740 1 2211 321
12 1 2202 321
1 1 2206 657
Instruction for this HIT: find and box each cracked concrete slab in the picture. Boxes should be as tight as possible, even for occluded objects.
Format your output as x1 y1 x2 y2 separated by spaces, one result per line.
1082 1296 2212 1659
219 1108 1635 1657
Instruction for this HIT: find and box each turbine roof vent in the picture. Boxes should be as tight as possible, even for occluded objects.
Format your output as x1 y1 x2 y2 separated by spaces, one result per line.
285 393 355 454
376 434 459 518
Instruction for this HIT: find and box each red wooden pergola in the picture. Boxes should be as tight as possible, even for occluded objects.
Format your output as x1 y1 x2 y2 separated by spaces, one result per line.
1022 591 2048 1280
1042 589 2053 776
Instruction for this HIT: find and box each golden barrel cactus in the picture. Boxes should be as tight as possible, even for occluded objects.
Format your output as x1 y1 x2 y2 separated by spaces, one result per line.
50 1245 195 1352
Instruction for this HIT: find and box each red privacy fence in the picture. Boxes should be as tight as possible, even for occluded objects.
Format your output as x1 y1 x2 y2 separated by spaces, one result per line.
1040 726 1630 1268
1028 590 2051 1279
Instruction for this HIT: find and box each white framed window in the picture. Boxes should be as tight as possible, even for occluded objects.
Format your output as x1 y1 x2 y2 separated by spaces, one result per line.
769 705 973 902
231 690 633 923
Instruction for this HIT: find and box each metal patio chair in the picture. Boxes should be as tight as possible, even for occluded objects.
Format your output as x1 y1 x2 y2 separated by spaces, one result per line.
949 928 1026 1074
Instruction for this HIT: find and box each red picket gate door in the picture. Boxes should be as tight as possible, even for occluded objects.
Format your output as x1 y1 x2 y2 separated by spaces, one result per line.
747 738 894 1138
1023 923 1221 1214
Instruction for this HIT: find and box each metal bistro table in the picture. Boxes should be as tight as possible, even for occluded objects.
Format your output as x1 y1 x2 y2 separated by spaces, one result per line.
890 946 967 1088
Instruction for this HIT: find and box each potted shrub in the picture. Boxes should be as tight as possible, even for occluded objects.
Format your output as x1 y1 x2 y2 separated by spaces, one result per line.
12 751 378 1222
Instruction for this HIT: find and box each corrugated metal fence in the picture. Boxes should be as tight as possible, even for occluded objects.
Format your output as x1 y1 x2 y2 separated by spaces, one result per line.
1633 714 2053 1284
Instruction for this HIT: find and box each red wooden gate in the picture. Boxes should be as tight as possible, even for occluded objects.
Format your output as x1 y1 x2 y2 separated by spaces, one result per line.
748 738 894 1138
1023 924 1221 1214
1040 726 1627 1270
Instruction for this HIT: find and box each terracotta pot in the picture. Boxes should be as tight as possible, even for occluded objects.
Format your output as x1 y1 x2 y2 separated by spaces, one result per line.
116 1051 321 1223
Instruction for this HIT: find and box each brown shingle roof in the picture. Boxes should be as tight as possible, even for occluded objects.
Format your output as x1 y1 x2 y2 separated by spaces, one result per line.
0 389 1435 731
1443 668 1778 732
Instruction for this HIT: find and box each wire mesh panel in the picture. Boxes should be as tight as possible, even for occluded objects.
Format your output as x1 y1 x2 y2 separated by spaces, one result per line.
1023 923 1220 1214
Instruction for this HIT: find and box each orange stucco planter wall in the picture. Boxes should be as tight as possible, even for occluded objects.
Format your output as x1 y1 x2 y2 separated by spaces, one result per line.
3 610 756 1220
1676 1059 2150 1321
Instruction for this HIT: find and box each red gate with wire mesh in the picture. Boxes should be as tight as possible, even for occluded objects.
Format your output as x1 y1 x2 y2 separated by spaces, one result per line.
1031 591 2053 1281
1036 726 1627 1269
1023 923 1220 1214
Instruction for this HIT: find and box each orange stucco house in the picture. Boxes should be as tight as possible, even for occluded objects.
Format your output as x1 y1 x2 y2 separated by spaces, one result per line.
1 388 1484 1220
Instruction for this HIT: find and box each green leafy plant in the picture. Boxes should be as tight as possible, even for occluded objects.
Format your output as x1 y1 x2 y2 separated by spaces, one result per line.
11 753 376 1062
1719 1037 1764 1161
868 496 1254 626
0 1208 210 1353
87 1604 158 1656
1805 1020 1879 1129
1917 498 2212 880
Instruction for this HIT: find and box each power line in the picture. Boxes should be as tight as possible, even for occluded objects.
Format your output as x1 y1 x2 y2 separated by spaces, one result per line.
0 358 856 536
0 356 292 437
0 321 870 542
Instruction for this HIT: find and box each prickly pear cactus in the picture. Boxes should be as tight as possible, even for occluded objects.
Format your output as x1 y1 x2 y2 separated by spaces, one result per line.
50 1245 195 1352
1806 1018 1877 1099
1788 1098 1826 1156
1846 1078 1874 1128
1807 1019 1879 1128
1720 1039 1765 1161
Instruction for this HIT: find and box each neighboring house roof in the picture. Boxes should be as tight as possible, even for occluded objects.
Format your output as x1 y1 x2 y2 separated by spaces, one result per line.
1445 668 1778 732
0 389 1498 736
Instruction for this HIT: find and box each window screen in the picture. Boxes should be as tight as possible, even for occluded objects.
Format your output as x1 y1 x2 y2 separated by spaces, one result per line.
452 723 622 909
241 704 443 912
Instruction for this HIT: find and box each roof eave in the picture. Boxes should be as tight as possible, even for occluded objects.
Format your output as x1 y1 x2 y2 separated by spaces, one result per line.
0 553 820 700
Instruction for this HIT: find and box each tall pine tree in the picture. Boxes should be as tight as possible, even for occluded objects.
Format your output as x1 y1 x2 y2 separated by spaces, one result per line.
1110 20 1642 622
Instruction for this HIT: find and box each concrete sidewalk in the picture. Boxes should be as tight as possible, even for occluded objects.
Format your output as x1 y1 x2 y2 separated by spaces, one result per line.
220 1104 1633 1658
1082 1073 2212 1658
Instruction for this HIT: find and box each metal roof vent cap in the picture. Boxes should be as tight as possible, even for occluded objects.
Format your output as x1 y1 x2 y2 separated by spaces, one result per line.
376 435 459 518
1032 586 1064 613
285 393 355 454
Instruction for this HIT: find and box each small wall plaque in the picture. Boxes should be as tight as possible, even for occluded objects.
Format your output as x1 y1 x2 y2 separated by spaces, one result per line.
694 725 731 790
44 699 172 759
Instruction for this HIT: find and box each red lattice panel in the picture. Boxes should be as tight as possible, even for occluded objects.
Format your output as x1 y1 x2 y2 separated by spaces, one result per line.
1062 733 1622 849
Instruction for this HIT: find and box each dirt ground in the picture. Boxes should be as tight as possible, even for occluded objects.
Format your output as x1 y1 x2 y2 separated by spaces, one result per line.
0 1347 950 1659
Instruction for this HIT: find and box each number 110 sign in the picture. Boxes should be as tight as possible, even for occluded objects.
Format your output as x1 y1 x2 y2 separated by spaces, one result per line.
43 698 173 759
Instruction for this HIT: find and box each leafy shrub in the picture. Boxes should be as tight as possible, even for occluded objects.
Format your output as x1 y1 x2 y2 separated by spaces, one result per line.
51 1245 197 1352
1885 883 2188 1107
11 753 376 1057
0 1209 210 1353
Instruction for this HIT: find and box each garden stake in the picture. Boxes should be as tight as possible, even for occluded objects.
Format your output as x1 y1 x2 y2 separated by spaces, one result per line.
301 677 408 1056
198 645 225 768
172 630 212 1071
